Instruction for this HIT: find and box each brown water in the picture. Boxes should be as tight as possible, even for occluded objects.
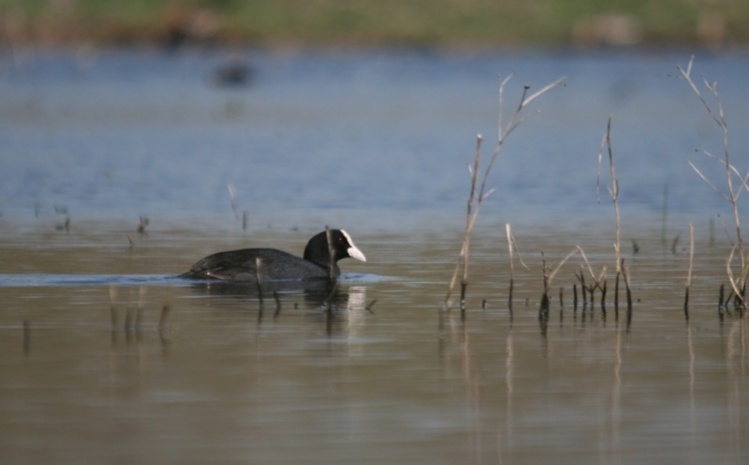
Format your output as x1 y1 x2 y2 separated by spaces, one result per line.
1 219 746 465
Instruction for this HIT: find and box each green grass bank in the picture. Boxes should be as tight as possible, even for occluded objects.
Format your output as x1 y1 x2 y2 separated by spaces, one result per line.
2 0 748 49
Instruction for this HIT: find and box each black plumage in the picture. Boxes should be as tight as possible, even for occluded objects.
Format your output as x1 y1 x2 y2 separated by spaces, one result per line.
178 229 366 282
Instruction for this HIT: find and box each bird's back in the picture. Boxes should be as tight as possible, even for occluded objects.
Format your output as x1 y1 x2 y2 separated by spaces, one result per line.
178 247 331 282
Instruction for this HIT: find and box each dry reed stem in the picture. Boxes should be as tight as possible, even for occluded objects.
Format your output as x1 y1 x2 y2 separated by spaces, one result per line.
578 269 587 304
506 223 515 308
596 116 633 313
596 116 622 273
661 183 669 248
671 234 681 255
323 225 339 308
678 56 747 308
549 247 586 283
726 244 740 300
444 76 565 309
273 291 281 311
506 224 515 279
505 224 530 277
573 245 607 290
622 259 633 324
607 119 622 276
325 225 337 285
255 257 264 305
539 252 551 321
684 223 694 318
539 248 583 319
575 245 607 313
322 280 340 309
573 284 578 310
505 223 529 308
227 182 240 221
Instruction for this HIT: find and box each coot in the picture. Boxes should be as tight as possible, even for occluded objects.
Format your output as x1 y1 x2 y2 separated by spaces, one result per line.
178 229 366 282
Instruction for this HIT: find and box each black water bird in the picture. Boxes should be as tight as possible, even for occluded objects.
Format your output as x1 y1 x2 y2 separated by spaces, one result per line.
212 60 254 87
178 229 366 282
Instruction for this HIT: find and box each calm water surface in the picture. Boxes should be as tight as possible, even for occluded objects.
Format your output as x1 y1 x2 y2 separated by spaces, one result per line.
1 221 747 465
2 47 749 221
1 48 748 464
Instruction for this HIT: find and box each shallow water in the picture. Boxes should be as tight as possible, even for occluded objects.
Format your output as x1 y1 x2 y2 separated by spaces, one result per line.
1 48 748 464
1 222 747 465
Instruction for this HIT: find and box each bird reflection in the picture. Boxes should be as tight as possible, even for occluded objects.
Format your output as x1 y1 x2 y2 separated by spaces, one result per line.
187 279 342 305
185 279 368 316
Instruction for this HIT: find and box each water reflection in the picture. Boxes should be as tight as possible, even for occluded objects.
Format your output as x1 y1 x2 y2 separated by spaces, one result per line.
443 311 744 462
170 278 373 341
108 284 170 346
182 277 368 308
2 268 748 464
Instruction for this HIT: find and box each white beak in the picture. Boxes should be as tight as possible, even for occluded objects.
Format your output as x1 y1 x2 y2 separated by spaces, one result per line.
347 245 367 262
340 230 367 262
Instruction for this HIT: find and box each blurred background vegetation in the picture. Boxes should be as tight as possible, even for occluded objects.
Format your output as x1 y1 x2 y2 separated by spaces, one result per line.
1 0 747 49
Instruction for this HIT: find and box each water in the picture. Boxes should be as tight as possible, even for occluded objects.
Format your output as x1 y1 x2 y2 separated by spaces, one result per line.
2 48 749 222
1 47 748 464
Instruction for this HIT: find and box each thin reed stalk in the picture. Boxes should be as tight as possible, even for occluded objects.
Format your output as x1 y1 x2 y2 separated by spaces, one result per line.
322 226 340 308
573 284 578 312
537 247 582 320
684 223 694 319
227 182 240 221
506 223 515 308
505 223 528 310
578 270 587 306
661 183 669 248
255 257 264 305
614 271 620 320
444 76 565 310
607 118 622 279
597 116 632 312
573 246 606 314
228 182 249 230
678 56 748 311
540 252 550 321
622 259 633 328
322 280 340 309
273 291 282 312
325 225 337 286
